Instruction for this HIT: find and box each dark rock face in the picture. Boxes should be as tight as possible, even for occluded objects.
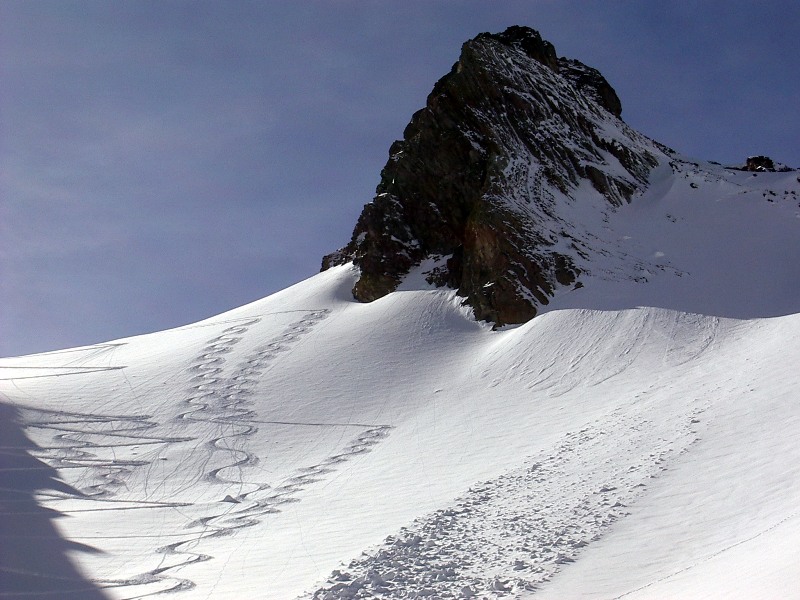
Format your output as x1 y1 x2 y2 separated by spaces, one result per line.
744 155 776 172
558 58 622 119
322 26 660 326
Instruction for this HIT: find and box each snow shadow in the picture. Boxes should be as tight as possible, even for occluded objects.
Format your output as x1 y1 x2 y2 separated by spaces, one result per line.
0 400 109 599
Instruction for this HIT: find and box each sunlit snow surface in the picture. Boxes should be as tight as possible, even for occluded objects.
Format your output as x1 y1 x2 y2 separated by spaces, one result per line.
2 159 800 599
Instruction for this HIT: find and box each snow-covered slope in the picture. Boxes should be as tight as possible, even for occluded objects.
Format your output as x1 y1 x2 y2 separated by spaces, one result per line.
1 158 800 599
3 22 800 600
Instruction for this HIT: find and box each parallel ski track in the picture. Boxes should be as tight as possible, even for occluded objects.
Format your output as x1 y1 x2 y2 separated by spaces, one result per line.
137 308 392 595
11 310 393 598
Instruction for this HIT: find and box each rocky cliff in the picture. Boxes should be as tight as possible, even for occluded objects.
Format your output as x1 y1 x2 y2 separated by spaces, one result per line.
322 26 666 326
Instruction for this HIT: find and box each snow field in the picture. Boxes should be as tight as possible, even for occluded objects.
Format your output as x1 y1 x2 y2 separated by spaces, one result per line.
1 162 799 598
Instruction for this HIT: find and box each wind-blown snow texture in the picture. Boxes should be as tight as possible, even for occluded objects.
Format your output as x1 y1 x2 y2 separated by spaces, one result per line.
2 28 800 600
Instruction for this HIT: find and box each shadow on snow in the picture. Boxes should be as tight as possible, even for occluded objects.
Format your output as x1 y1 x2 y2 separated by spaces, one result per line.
0 399 109 599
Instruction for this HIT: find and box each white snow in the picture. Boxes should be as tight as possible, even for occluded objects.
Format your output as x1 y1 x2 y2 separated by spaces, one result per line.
1 161 800 599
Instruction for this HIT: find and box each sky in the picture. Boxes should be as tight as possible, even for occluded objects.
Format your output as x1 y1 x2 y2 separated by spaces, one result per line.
1 1 798 357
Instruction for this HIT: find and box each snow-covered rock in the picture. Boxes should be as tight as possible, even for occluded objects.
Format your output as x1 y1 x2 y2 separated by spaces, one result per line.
323 26 665 325
1 25 799 600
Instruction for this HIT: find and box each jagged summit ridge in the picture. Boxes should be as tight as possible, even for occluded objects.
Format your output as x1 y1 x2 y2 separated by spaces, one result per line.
478 26 622 118
322 26 663 326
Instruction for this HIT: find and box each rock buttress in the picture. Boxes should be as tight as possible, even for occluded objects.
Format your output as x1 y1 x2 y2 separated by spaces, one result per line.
322 26 659 326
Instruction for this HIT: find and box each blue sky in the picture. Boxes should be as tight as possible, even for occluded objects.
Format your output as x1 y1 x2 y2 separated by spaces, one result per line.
1 1 798 357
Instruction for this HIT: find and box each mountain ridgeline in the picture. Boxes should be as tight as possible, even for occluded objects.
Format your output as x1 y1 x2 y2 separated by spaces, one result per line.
320 26 745 326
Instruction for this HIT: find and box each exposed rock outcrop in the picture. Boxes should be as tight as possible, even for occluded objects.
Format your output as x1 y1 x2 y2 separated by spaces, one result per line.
322 26 661 326
744 155 776 172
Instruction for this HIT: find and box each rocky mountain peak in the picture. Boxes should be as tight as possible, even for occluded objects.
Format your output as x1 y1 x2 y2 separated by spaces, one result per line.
322 26 662 326
475 26 560 72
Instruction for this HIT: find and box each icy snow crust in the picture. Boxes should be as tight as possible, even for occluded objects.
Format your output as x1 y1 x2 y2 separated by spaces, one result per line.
1 164 800 598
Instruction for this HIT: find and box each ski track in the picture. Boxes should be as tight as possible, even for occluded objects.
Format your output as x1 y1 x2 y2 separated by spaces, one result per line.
301 395 709 600
14 309 394 597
